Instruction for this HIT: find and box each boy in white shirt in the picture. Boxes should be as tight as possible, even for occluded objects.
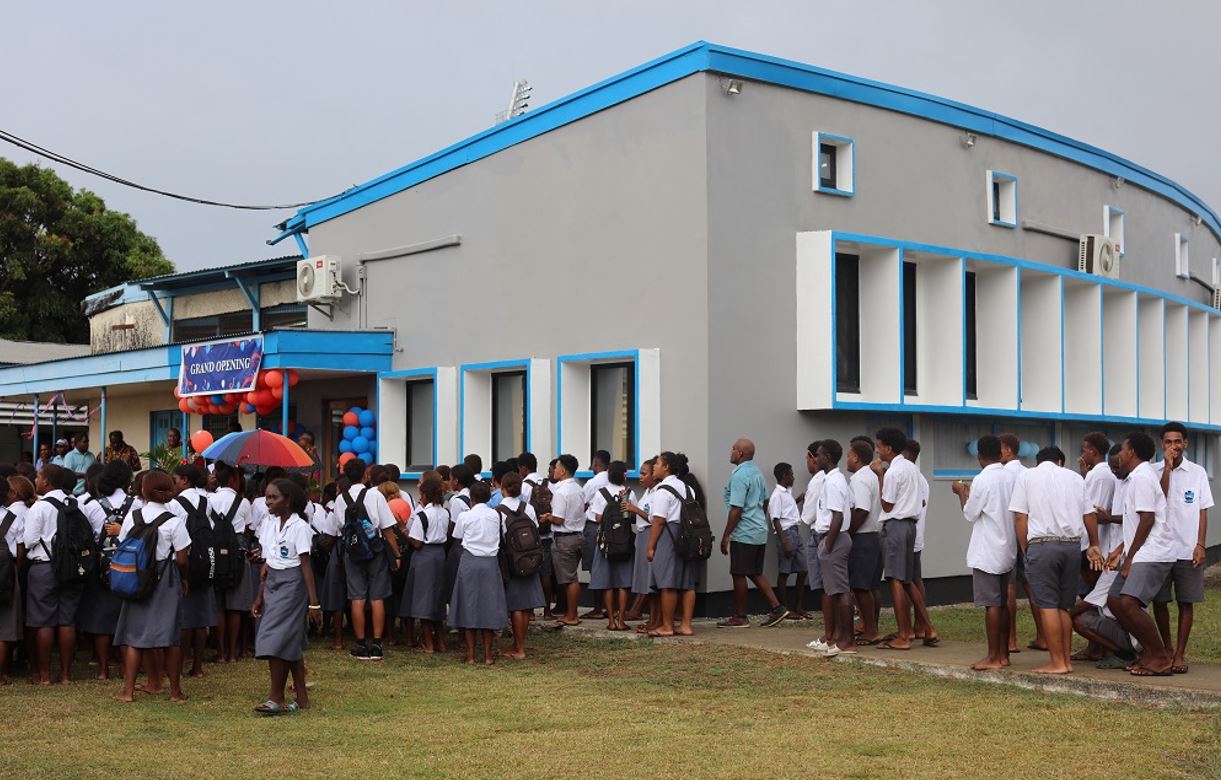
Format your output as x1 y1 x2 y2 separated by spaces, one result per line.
768 462 807 618
846 439 883 645
813 441 855 656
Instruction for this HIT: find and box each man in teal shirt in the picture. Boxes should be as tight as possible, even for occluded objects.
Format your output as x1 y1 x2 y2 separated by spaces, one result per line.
719 438 789 628
63 434 97 495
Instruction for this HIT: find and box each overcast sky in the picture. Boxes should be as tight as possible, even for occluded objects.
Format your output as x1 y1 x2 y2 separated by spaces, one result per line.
4 0 1219 272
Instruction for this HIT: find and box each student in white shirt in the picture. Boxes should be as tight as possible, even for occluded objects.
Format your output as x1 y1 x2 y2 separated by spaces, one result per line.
78 460 135 681
170 464 216 679
1149 422 1213 675
517 452 557 620
646 451 705 637
800 441 826 581
768 462 807 618
1081 433 1120 587
208 462 257 662
999 432 1044 654
540 454 586 628
813 441 855 657
624 458 660 632
952 435 1017 670
449 481 508 665
443 464 478 619
251 478 321 715
402 476 451 654
1107 432 1177 676
579 450 612 621
0 474 34 683
902 440 938 646
846 439 883 644
497 473 546 658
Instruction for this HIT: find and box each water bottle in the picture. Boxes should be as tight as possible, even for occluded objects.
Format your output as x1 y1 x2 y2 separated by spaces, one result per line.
361 516 376 539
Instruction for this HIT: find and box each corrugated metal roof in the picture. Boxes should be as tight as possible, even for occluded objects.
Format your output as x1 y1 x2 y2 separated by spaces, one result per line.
0 338 90 366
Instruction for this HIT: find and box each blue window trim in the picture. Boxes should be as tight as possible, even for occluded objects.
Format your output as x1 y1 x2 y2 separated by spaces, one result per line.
556 349 642 479
814 131 855 197
459 359 533 469
378 366 440 480
1104 205 1126 256
987 171 1018 228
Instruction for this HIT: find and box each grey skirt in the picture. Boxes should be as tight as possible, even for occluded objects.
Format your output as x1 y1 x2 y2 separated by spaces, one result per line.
114 563 183 649
448 551 508 630
255 566 308 662
590 547 634 590
631 530 653 595
505 571 545 613
26 561 84 628
182 582 218 629
402 544 446 621
77 577 122 635
0 577 22 642
650 523 700 591
443 543 462 605
320 544 347 612
221 558 260 613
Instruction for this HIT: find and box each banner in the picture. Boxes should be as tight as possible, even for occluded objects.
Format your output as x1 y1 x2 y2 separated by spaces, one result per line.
178 336 264 397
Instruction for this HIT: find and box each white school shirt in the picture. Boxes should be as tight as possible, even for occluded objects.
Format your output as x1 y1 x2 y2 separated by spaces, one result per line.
304 501 328 535
521 473 546 503
208 488 253 536
634 485 656 532
83 489 132 533
1121 461 1176 564
1008 461 1087 541
1160 457 1214 560
169 487 211 528
1003 459 1025 476
332 484 396 533
498 495 540 529
814 469 852 534
2 502 27 557
453 503 501 557
23 489 73 562
581 471 611 523
119 501 192 561
549 478 586 533
768 485 801 532
914 471 930 552
250 496 270 531
849 467 882 534
962 463 1017 575
1084 461 1120 553
650 475 688 525
258 513 314 570
589 486 637 521
408 504 451 545
880 455 922 521
800 471 825 527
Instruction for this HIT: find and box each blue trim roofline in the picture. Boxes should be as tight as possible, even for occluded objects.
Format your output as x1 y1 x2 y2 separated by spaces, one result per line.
273 41 1220 244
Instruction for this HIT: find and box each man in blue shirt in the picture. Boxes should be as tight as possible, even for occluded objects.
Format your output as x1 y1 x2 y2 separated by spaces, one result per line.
50 438 70 466
719 438 789 628
62 434 97 495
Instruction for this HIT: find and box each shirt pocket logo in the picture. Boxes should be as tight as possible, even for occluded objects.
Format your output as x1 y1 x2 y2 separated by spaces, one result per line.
280 544 290 559
1184 491 1195 505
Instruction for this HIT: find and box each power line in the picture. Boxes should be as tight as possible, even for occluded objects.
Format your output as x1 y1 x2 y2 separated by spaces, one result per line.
0 128 324 211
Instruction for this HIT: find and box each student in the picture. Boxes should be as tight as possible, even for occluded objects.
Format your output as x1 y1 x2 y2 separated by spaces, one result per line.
209 462 256 662
719 439 788 629
497 473 545 657
646 451 704 638
377 479 413 646
449 481 507 664
251 478 321 715
624 458 659 632
518 452 557 620
769 462 807 619
1081 432 1119 596
170 464 217 678
403 476 450 653
488 461 513 509
951 435 1017 670
24 463 98 684
813 440 854 657
589 462 637 631
999 432 1044 653
1107 432 1179 676
846 440 883 644
1150 422 1213 675
77 460 134 680
580 450 612 620
331 457 401 661
1 475 34 683
541 454 586 628
902 440 937 644
1009 446 1099 675
113 470 191 703
444 464 477 612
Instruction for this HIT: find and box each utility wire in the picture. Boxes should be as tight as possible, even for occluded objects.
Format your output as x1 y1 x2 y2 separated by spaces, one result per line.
0 128 325 211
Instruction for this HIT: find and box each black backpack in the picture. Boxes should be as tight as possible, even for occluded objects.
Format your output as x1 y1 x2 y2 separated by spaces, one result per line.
597 487 635 561
178 495 217 588
42 496 99 585
341 487 384 563
658 484 714 561
496 502 544 577
0 510 17 604
207 497 244 590
524 479 552 518
95 494 135 588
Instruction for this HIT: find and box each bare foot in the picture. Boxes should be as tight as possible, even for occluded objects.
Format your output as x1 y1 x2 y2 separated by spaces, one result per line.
190 670 206 679
1000 657 1011 667
674 628 694 637
971 658 1005 671
465 658 476 665
502 650 526 660
59 676 72 685
30 678 52 686
169 692 189 703
484 658 495 666
1032 664 1072 675
113 693 135 703
296 699 310 710
648 629 674 637
135 683 165 695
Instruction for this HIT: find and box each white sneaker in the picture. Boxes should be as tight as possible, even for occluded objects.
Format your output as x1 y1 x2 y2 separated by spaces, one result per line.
824 645 841 658
806 638 828 651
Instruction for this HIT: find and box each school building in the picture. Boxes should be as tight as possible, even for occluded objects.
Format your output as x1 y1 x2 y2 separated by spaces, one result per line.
4 41 1220 607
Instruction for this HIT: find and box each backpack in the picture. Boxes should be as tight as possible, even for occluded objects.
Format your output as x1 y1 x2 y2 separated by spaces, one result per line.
658 483 714 561
524 478 552 518
341 487 384 563
109 510 174 602
0 511 16 605
41 496 99 585
96 495 135 588
207 496 244 590
179 495 217 588
597 487 635 561
496 502 544 577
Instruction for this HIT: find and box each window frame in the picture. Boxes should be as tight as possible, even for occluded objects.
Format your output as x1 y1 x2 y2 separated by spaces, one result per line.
589 361 636 467
965 269 978 400
986 170 1018 228
403 376 437 473
1175 233 1190 279
557 349 659 479
1103 205 1126 256
902 260 918 395
490 369 528 464
835 252 861 393
812 132 855 197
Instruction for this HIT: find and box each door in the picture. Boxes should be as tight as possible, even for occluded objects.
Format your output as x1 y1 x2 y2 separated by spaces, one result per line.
149 410 178 451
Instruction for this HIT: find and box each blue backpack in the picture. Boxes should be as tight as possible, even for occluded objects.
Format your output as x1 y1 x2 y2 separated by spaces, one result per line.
109 510 174 602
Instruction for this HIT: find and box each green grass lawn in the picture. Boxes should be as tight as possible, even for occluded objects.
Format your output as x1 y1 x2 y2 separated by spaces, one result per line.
0 631 1218 779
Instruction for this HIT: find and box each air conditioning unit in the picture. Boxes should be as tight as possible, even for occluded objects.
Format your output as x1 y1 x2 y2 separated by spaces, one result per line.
296 256 340 303
1078 234 1119 278
1212 286 1221 312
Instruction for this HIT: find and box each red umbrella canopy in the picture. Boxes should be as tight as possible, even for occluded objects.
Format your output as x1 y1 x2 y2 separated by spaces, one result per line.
200 429 314 468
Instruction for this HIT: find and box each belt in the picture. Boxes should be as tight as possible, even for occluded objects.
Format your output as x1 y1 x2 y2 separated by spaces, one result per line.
553 531 580 537
1029 536 1080 545
890 517 918 523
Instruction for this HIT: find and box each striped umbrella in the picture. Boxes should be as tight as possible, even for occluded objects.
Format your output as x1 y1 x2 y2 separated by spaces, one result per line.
200 429 314 468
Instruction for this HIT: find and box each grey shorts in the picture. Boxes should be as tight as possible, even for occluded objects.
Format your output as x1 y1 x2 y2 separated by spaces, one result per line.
1109 560 1175 607
1076 609 1134 653
729 541 767 577
581 523 598 573
848 532 882 591
775 527 807 575
882 519 917 584
913 550 923 582
552 533 583 585
1025 540 1079 610
806 532 824 591
816 533 852 596
344 548 392 602
1154 559 1206 604
972 569 1011 608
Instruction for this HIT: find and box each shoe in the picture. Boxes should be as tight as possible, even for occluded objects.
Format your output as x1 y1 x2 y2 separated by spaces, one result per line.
716 616 751 628
760 606 790 628
806 638 829 651
350 643 371 661
824 645 841 658
368 642 384 661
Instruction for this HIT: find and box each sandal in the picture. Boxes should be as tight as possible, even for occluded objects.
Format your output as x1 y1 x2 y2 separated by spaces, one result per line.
1130 665 1173 677
922 637 941 648
1094 654 1130 670
877 641 911 651
1170 664 1189 675
855 636 883 646
255 700 299 716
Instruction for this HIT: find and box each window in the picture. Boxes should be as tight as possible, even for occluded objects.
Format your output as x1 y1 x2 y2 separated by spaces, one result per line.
172 311 254 342
1175 233 1190 279
261 304 308 330
986 171 1017 227
202 413 240 440
405 379 435 471
1104 206 1125 255
590 362 634 464
1213 257 1220 288
965 270 977 399
491 371 526 462
812 132 854 196
835 253 861 393
903 261 917 395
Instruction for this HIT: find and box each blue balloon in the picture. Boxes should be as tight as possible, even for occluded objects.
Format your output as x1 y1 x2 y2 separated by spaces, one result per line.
365 438 377 455
358 410 376 427
355 451 371 464
343 425 359 440
359 426 375 440
348 406 363 417
351 436 369 453
211 394 225 405
338 440 353 454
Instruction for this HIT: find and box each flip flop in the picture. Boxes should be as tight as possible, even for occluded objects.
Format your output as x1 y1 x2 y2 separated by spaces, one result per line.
1027 642 1048 651
855 636 883 646
255 700 299 716
1070 650 1094 661
1095 654 1130 670
877 641 911 651
922 637 941 648
878 632 898 643
1130 666 1173 677
1171 664 1189 674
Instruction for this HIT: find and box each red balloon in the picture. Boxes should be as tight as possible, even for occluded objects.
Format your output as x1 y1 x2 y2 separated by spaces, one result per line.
190 430 214 453
270 385 284 401
338 452 355 466
342 411 359 426
265 370 284 388
287 370 299 388
178 399 191 413
255 372 268 389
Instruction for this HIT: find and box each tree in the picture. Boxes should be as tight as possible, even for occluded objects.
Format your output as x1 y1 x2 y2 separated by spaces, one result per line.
0 158 174 343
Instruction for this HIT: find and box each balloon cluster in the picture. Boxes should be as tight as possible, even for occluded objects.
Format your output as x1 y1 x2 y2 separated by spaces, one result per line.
337 406 377 467
175 370 300 418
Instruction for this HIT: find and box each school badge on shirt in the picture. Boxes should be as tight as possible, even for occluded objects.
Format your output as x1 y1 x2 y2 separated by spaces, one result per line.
280 544 290 559
1184 491 1195 505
